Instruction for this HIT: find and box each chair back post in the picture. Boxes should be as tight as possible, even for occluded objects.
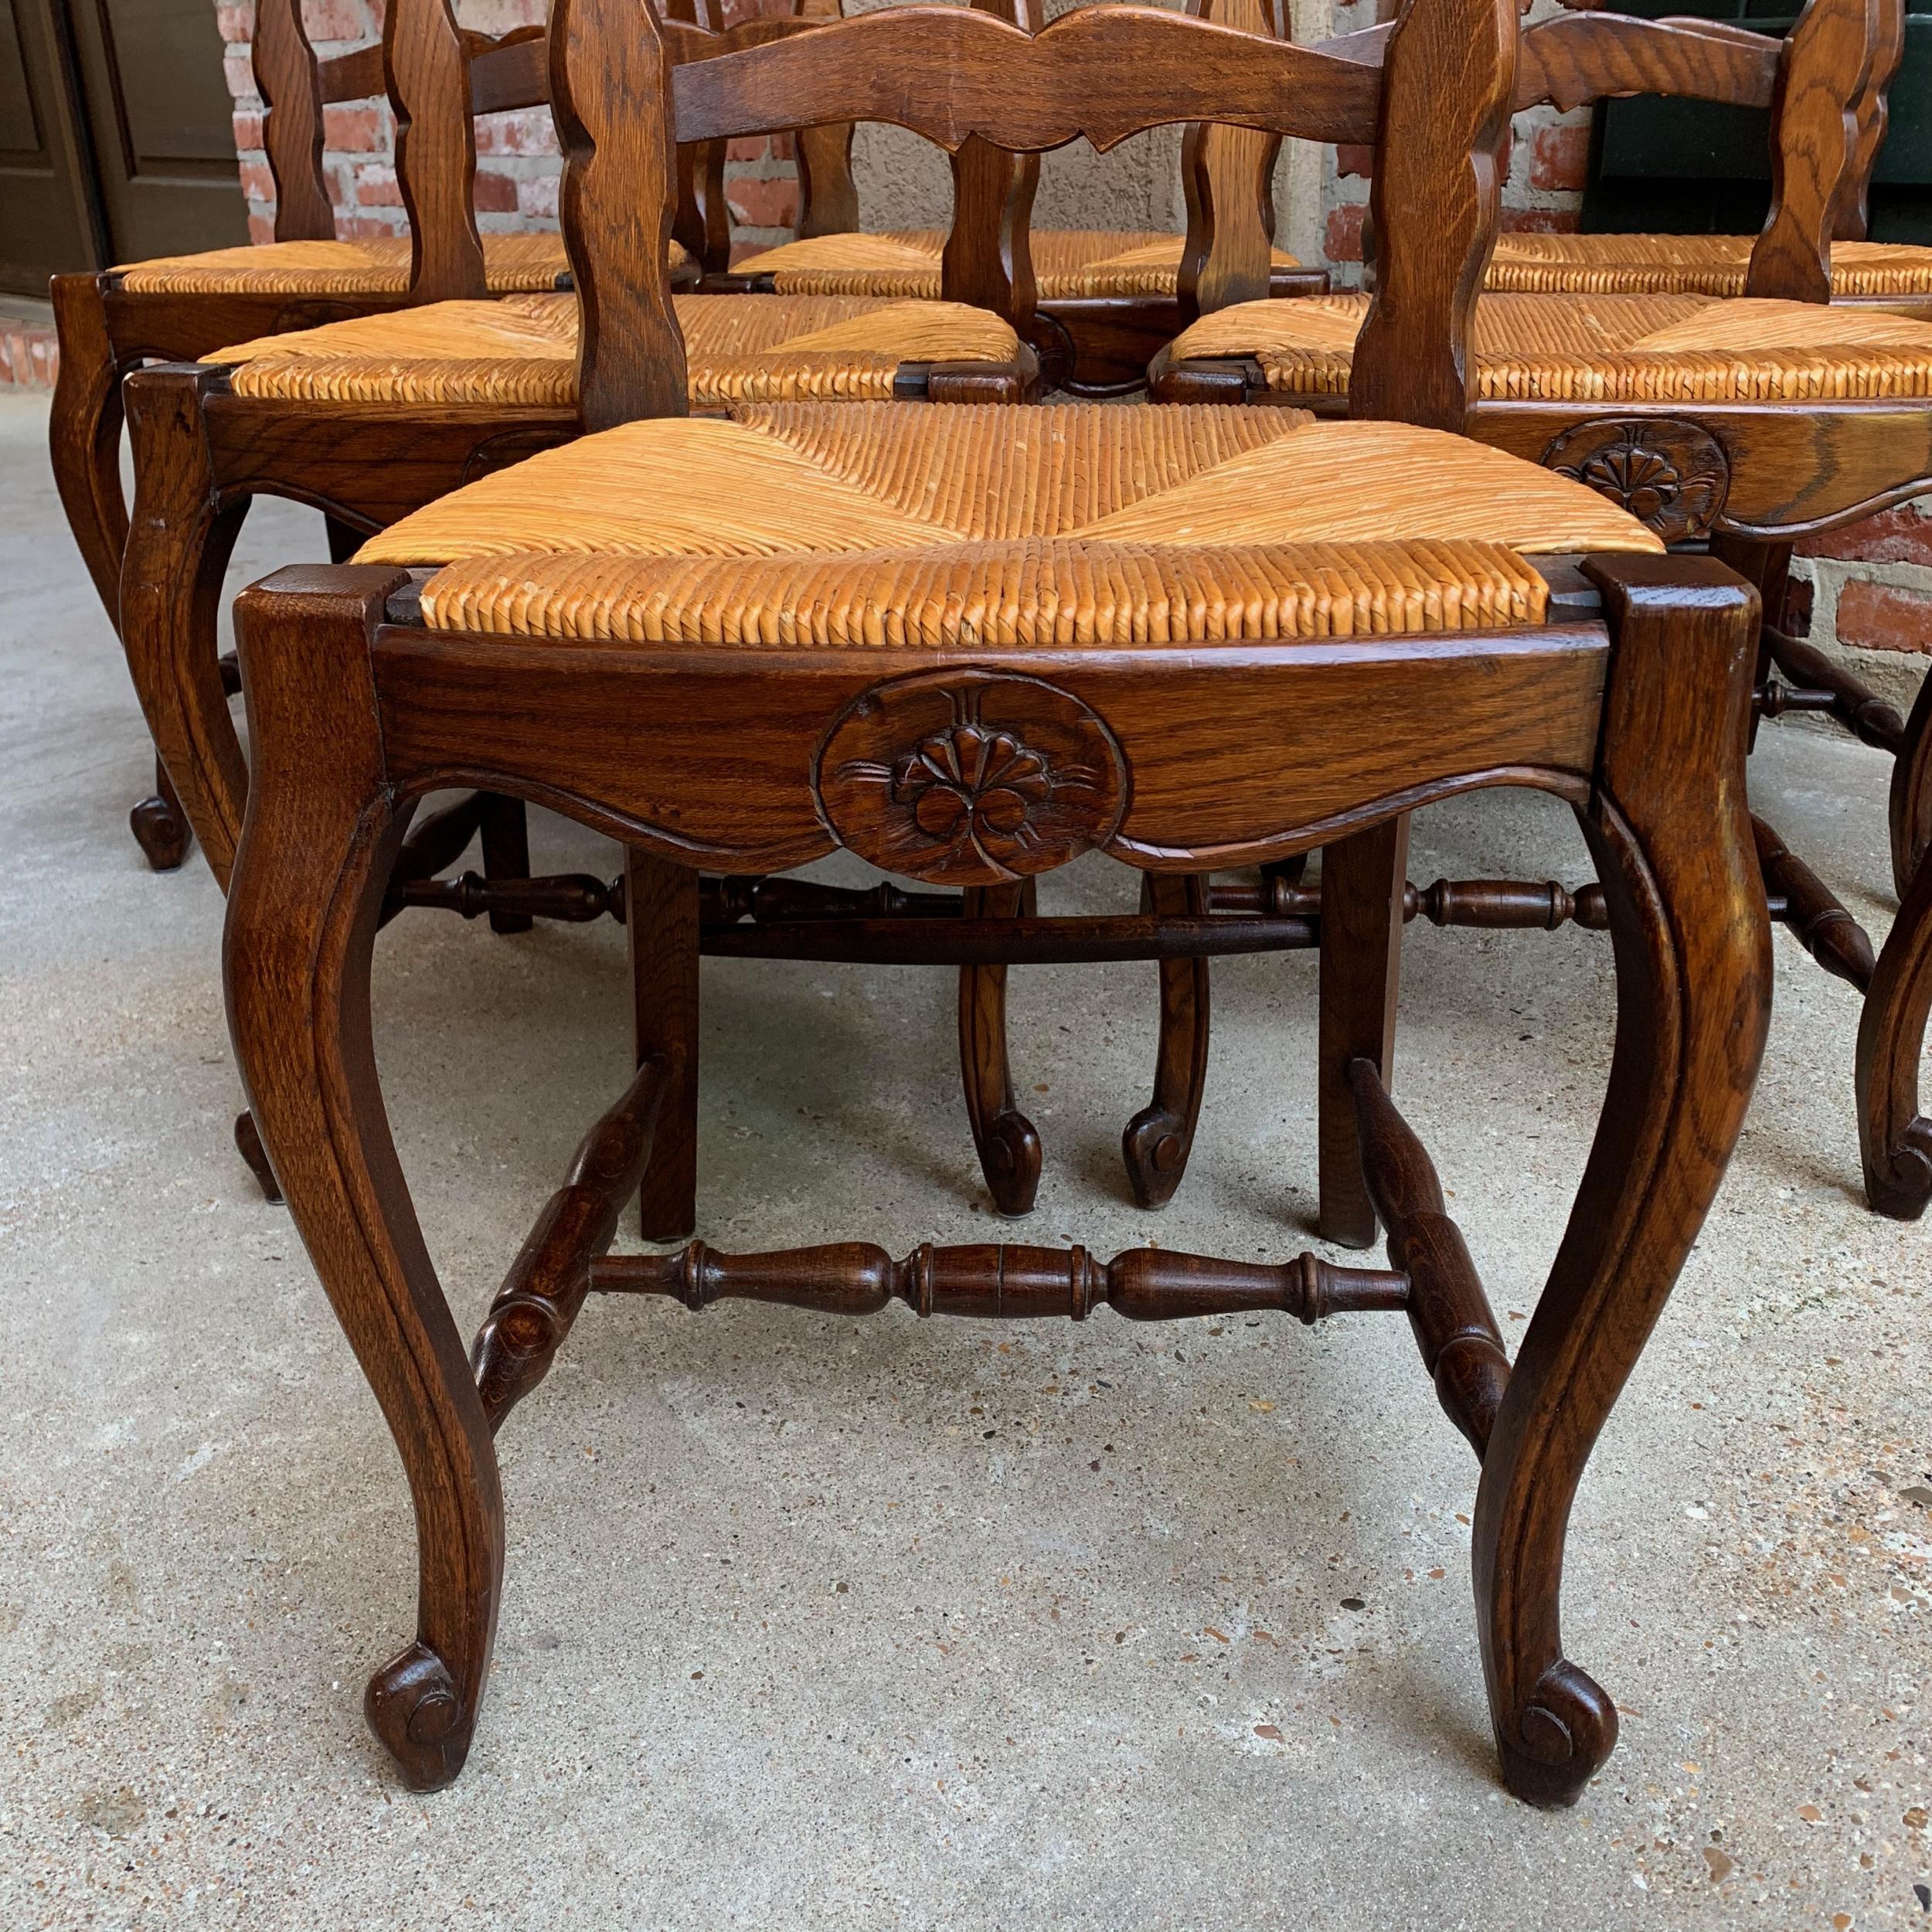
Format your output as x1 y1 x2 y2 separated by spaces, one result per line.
256 0 336 243
386 0 491 303
793 0 863 238
1177 0 1285 320
664 0 735 274
1349 0 1515 432
1749 0 1878 300
554 0 689 427
940 0 1043 330
1835 0 1906 240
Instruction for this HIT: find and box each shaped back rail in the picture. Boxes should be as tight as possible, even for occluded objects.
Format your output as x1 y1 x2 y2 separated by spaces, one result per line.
1837 0 1906 239
555 0 1512 429
257 0 555 301
1504 0 1885 303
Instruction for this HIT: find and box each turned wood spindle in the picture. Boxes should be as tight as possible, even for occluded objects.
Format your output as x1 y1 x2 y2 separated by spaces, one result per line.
1752 815 1876 992
1209 873 1607 931
471 1056 669 1430
1761 626 1907 756
1345 1056 1510 1458
590 1241 1409 1325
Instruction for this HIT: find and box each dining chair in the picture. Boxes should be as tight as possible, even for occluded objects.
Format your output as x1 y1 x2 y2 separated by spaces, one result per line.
706 0 1330 393
47 0 685 870
1150 0 1932 1223
219 0 1770 1804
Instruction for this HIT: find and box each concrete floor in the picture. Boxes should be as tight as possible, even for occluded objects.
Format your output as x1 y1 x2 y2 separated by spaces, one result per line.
2 386 1928 1929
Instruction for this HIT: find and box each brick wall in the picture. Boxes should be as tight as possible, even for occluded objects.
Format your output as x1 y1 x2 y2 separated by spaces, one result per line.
217 0 819 259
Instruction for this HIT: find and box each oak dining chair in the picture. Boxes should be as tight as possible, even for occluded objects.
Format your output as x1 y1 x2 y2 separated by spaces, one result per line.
219 0 1770 1806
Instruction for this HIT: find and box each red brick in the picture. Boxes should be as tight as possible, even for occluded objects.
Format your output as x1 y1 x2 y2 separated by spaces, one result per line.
1324 201 1366 265
1835 579 1932 654
1499 206 1580 235
248 210 277 246
1334 144 1373 180
236 158 277 202
1529 121 1590 194
224 46 254 97
232 107 264 151
472 168 520 213
723 133 796 164
323 102 387 151
726 174 798 231
215 2 253 43
1798 504 1932 568
518 174 559 220
474 108 557 156
353 163 402 206
339 214 401 238
301 0 378 43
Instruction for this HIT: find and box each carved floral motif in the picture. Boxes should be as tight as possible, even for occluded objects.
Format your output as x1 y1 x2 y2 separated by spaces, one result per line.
817 671 1126 886
1543 418 1730 543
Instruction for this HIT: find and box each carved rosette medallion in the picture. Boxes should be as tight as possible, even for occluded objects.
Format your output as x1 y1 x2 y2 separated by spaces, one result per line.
1542 418 1730 543
816 671 1127 886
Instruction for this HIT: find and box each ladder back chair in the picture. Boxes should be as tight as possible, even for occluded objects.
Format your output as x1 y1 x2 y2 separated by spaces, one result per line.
117 0 1041 887
50 0 630 871
1151 0 1932 1223
223 0 1771 1804
706 0 1330 393
1482 0 1923 306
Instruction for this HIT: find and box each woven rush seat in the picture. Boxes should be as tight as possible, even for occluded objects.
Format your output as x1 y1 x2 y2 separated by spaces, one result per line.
113 233 679 298
1168 291 1932 402
731 228 1304 299
1487 233 1932 300
207 293 1019 409
353 403 1661 645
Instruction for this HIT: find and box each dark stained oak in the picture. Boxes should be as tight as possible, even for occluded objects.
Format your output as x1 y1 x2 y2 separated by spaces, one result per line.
1154 0 1932 1216
627 849 701 1243
1121 873 1211 1210
222 542 1769 1799
1318 816 1410 1249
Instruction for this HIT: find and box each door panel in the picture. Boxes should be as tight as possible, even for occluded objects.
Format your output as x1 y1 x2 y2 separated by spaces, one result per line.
0 0 104 292
66 0 248 261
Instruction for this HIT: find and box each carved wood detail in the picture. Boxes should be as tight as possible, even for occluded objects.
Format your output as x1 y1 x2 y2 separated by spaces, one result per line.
815 672 1126 888
1542 418 1731 543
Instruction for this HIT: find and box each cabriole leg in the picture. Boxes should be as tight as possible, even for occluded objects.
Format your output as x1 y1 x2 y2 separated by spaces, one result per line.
48 275 130 626
122 367 252 888
1476 556 1768 1806
1888 667 1932 900
1857 838 1932 1218
958 882 1043 1216
1122 872 1209 1208
226 566 502 1790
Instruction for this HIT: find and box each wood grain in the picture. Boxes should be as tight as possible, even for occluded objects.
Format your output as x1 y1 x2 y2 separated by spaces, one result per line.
254 0 335 243
387 0 488 304
668 6 1383 155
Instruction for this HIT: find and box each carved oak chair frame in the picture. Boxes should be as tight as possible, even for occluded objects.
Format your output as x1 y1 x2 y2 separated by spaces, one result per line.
697 0 1332 395
1485 0 1916 305
49 0 658 872
110 0 1362 1229
219 0 1773 1805
1151 0 1932 1223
